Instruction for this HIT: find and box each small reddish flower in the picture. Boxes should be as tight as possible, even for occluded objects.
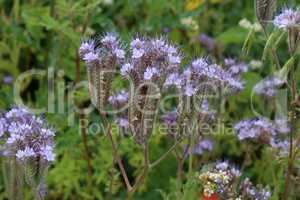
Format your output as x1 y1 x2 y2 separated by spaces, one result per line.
202 193 218 200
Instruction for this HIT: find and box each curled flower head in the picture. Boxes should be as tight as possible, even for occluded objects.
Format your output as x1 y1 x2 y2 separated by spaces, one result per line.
274 8 300 30
0 107 55 163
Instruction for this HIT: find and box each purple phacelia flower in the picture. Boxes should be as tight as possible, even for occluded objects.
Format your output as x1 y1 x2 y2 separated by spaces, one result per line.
16 147 35 160
80 33 125 68
83 51 99 65
79 40 95 57
174 57 244 96
224 58 248 77
0 107 55 163
132 48 145 59
234 118 290 145
193 139 213 155
234 118 274 141
254 75 285 98
130 38 144 49
143 67 159 80
114 48 125 59
168 54 181 64
164 73 182 88
184 84 197 96
40 145 55 162
120 63 134 76
161 110 178 137
161 111 178 127
198 99 216 122
240 178 271 200
3 75 13 84
199 34 216 52
116 118 129 129
109 90 129 107
274 8 300 30
122 36 181 86
100 33 117 46
191 58 209 72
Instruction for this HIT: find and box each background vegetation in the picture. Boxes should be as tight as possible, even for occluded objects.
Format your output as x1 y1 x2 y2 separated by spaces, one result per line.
0 0 299 199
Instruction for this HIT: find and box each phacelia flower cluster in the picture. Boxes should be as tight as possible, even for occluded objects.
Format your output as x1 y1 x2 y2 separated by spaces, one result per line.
166 58 244 97
79 33 125 66
121 37 182 85
198 99 216 124
193 139 214 155
108 90 129 108
240 178 271 200
199 34 217 52
234 118 290 146
79 33 125 111
120 37 183 144
273 8 300 30
109 90 130 132
254 75 285 98
0 107 55 162
224 58 248 78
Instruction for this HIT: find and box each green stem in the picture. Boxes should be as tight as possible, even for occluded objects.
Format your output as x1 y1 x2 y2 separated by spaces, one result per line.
283 34 298 200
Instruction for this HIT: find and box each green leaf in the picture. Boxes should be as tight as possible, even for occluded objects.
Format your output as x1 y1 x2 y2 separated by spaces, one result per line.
242 28 255 56
276 56 294 80
216 26 248 46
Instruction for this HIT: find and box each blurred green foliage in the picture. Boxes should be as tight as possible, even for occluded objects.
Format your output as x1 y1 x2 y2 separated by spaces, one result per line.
0 0 299 199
